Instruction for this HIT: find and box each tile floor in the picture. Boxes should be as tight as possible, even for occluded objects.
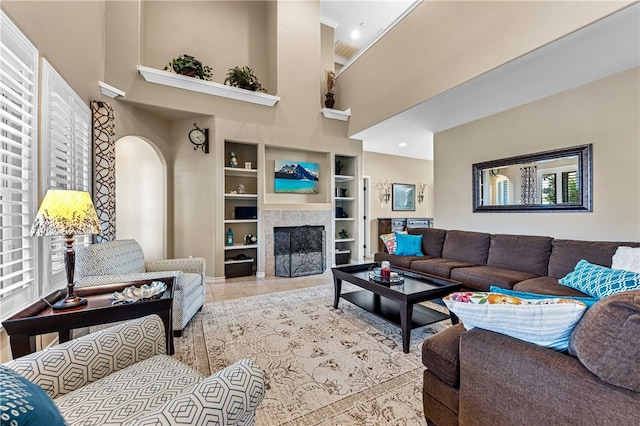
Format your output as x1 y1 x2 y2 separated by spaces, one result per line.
206 271 335 303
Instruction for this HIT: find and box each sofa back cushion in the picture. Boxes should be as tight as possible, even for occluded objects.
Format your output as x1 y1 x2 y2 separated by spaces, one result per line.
76 239 146 277
408 227 447 257
441 230 491 265
568 290 640 392
548 239 640 278
487 234 553 276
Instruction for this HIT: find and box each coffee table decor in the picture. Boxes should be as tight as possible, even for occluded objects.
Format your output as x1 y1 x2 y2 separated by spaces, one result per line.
111 281 167 305
369 265 405 285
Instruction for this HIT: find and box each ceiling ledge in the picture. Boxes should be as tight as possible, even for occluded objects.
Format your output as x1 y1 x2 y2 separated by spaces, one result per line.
136 65 280 107
321 107 351 121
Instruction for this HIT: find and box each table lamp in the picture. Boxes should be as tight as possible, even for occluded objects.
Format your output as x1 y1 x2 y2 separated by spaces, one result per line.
30 190 102 310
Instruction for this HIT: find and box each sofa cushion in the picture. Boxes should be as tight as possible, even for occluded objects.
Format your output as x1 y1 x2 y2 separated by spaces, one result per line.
547 239 640 279
487 234 552 276
514 276 591 297
559 259 640 298
373 252 428 269
76 239 146 277
422 323 466 387
395 232 424 256
441 230 491 265
408 227 448 257
379 231 406 254
450 266 538 291
568 290 640 392
54 355 204 425
0 365 66 425
612 246 640 273
444 292 587 350
411 258 477 279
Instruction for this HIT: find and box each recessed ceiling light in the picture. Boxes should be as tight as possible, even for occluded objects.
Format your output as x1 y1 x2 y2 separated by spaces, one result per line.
351 29 360 39
399 142 407 147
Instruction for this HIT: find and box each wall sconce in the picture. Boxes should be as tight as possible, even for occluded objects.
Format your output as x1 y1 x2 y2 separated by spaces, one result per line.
418 183 427 204
375 179 392 207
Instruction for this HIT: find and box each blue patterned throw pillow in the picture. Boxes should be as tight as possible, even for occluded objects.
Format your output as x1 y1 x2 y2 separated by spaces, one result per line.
0 366 66 425
394 232 424 256
559 259 640 298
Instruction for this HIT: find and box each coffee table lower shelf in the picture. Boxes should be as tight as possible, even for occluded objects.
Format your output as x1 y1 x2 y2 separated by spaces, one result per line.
341 290 450 329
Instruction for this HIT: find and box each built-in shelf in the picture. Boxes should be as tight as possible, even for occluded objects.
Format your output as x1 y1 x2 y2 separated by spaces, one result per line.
224 219 258 224
335 196 355 201
335 175 354 182
321 107 351 121
224 167 257 177
224 258 254 265
335 217 355 221
335 249 351 254
224 244 258 251
137 65 280 107
335 238 355 243
224 193 258 200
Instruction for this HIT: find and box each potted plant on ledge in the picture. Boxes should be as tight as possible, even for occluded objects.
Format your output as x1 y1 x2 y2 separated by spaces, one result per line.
224 66 266 92
165 54 212 81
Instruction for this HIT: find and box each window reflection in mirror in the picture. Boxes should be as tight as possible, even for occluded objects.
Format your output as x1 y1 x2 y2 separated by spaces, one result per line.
472 144 592 212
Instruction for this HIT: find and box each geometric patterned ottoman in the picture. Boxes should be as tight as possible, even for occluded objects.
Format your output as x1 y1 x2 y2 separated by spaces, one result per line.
3 315 265 426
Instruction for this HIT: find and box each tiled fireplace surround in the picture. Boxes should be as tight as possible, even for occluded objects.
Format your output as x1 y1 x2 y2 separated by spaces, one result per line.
263 210 333 277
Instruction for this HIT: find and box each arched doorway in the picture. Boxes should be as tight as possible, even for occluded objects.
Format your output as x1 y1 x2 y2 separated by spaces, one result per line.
115 135 166 260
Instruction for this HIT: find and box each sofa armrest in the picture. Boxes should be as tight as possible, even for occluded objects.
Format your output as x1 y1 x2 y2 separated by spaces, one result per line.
75 270 184 289
125 358 266 426
458 328 640 425
3 315 166 399
145 257 206 278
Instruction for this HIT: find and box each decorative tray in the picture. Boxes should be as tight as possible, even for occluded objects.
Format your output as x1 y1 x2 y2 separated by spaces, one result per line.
111 281 167 305
368 267 404 285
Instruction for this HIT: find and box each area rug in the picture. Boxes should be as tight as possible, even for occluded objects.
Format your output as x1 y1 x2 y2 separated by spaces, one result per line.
173 284 451 425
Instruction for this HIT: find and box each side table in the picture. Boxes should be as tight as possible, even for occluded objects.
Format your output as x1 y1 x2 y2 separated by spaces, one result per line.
2 277 175 359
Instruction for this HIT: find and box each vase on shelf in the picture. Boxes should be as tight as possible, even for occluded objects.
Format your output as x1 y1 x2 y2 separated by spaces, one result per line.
324 92 335 109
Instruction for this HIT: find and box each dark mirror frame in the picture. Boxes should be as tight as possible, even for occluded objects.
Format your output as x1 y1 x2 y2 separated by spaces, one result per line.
472 144 592 213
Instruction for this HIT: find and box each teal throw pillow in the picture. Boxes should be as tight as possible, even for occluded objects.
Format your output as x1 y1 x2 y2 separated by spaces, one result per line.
0 365 67 425
489 286 599 308
394 232 424 256
559 259 640 298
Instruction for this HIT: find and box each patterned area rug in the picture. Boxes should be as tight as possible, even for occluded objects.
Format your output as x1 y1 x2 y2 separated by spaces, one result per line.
174 284 451 425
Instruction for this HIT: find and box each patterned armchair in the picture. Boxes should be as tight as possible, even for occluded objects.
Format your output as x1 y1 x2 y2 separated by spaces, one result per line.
3 315 266 425
74 239 205 335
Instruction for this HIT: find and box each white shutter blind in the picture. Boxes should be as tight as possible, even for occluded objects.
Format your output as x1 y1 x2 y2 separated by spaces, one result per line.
41 60 92 293
0 11 39 318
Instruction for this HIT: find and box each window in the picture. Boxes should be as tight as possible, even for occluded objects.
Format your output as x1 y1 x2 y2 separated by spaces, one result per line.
496 176 509 205
541 173 557 204
0 10 39 318
41 60 92 294
562 171 579 203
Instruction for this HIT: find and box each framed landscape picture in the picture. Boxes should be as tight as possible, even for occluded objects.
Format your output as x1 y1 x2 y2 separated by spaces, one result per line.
274 160 319 194
392 183 415 211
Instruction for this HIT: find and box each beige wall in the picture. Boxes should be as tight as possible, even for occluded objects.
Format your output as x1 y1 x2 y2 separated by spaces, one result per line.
434 67 640 241
363 151 434 256
339 0 631 136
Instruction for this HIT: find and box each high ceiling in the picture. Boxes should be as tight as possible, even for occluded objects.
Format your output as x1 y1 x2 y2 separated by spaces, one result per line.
322 1 640 161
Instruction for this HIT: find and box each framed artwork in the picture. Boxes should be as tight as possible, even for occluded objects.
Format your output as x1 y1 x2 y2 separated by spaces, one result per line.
274 160 319 193
392 183 415 211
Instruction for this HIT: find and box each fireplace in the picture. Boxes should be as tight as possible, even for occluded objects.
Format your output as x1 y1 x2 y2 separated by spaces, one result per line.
274 225 325 277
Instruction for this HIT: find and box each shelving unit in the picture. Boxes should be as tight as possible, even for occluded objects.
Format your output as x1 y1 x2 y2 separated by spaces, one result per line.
334 155 357 266
224 142 259 278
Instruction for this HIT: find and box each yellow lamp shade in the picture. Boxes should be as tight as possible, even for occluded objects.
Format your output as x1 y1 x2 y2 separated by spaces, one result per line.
30 190 101 237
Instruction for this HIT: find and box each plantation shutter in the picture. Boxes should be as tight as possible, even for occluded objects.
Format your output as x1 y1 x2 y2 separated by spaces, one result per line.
0 11 39 318
41 59 92 294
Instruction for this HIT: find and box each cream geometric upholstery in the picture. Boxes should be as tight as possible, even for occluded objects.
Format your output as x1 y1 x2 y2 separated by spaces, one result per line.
3 315 266 426
74 239 206 333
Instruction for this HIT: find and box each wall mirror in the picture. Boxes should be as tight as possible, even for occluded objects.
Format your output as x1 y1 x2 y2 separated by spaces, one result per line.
472 144 592 212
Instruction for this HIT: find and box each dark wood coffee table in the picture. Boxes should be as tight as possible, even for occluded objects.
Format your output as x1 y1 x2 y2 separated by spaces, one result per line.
332 263 461 353
2 277 175 359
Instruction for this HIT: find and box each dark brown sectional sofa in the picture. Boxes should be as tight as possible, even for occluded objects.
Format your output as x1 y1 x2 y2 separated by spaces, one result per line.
374 228 640 425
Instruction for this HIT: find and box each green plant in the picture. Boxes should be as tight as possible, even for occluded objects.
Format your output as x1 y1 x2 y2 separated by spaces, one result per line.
224 66 266 92
338 229 349 239
165 54 212 81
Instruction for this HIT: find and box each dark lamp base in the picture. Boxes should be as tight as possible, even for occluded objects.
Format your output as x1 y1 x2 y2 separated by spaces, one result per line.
53 296 88 310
